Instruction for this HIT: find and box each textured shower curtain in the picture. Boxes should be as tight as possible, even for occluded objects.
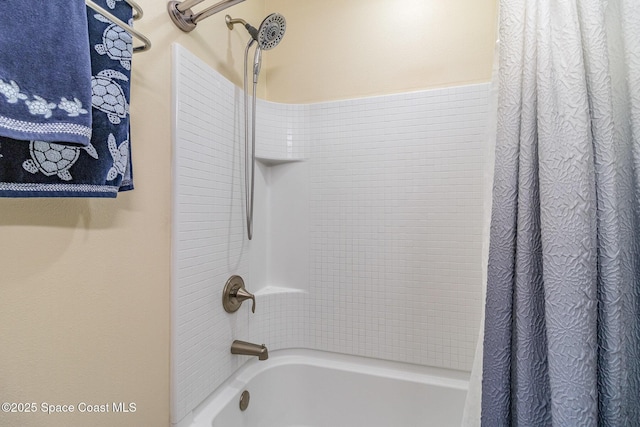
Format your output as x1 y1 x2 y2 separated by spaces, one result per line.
481 0 640 425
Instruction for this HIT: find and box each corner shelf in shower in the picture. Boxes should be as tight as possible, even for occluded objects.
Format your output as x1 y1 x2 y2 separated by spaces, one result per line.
256 156 306 167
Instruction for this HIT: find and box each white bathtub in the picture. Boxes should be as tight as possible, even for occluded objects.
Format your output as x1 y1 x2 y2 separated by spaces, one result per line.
180 349 468 427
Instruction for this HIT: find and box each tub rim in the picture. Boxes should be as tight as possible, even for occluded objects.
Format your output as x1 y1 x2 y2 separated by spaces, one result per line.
176 348 470 427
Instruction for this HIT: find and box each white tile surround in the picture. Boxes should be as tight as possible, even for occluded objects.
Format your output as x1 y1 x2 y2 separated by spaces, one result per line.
306 85 488 369
172 44 489 425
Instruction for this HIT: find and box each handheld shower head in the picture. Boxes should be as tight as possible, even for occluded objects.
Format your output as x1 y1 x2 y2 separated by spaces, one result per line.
226 13 286 50
226 12 286 240
257 13 286 50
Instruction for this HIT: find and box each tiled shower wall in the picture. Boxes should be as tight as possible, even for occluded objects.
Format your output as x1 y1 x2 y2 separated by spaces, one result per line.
172 45 307 425
173 45 489 425
306 87 488 369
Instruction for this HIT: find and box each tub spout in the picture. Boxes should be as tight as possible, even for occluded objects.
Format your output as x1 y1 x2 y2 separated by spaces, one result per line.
231 340 269 361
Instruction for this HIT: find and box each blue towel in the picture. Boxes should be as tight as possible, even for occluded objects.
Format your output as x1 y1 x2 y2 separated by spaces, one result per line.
0 2 93 145
0 0 134 197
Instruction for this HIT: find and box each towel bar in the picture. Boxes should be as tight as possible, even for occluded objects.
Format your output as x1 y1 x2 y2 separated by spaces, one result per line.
86 0 151 53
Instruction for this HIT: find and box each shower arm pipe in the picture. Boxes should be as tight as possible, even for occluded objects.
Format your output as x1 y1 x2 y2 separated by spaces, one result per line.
225 15 260 41
167 0 245 32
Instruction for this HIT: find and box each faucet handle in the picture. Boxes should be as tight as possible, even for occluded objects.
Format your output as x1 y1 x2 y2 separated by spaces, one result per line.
222 275 256 314
234 287 255 313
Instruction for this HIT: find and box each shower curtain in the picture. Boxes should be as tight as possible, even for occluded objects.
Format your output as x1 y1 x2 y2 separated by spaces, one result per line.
481 0 640 425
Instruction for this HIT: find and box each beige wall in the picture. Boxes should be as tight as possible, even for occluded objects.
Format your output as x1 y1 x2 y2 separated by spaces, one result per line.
0 1 263 426
0 1 495 426
264 0 498 103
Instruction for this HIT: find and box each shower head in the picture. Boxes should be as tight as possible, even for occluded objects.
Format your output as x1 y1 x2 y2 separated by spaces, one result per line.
256 13 286 50
226 13 286 50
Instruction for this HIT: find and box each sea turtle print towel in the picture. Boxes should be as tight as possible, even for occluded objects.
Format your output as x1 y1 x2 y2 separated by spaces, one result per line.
0 2 93 146
0 0 134 197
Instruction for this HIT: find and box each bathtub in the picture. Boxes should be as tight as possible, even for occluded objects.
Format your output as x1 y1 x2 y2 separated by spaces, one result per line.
180 349 468 427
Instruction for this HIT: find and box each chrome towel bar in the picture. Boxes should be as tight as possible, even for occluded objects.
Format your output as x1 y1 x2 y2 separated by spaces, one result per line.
86 0 151 53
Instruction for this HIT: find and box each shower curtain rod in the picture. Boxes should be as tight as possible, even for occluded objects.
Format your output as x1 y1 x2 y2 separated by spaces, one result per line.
86 0 152 52
168 0 246 32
